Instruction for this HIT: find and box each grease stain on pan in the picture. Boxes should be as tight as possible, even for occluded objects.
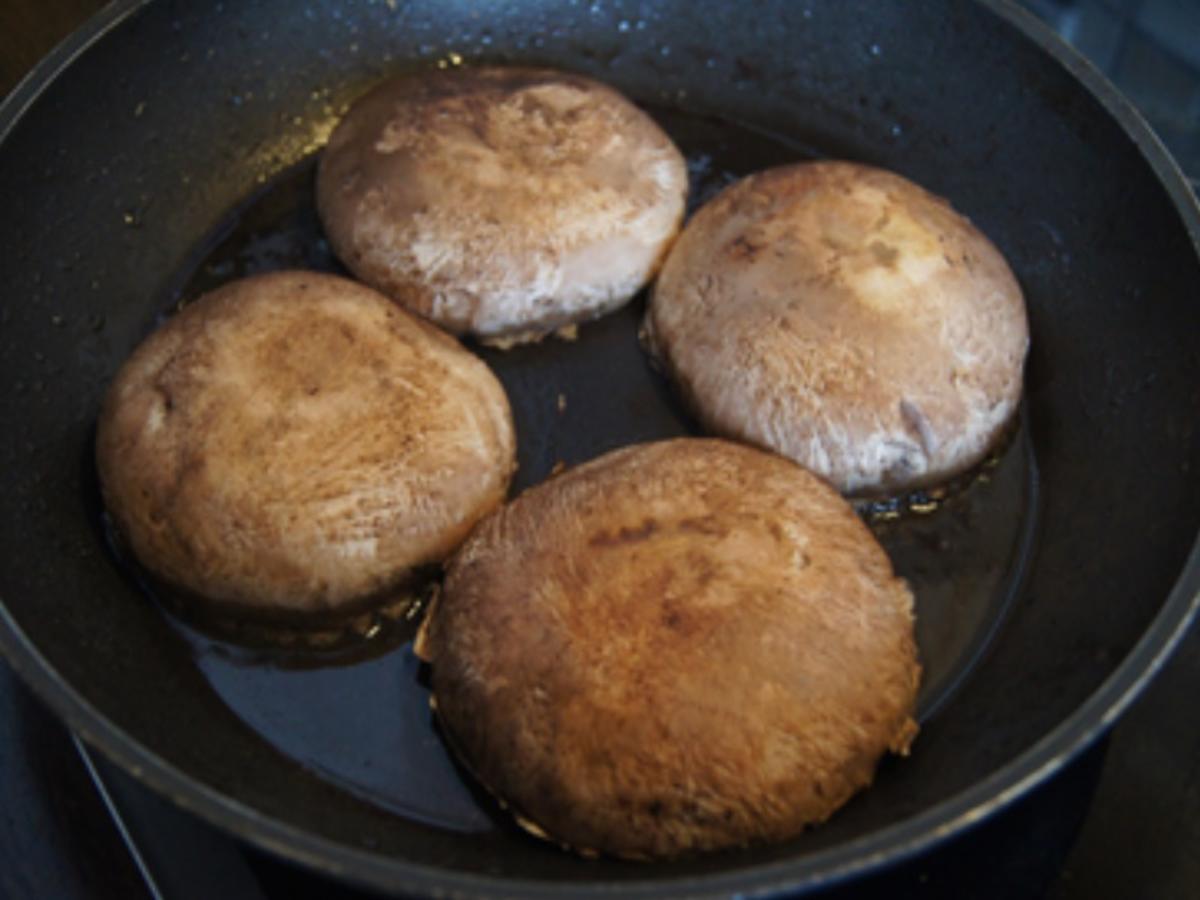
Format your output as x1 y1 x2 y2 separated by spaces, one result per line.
121 104 1039 834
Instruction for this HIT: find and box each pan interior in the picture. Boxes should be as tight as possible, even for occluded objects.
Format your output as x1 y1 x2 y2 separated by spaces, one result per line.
132 107 1038 837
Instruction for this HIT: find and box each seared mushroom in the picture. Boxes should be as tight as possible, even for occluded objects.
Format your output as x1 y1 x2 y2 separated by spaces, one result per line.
317 66 688 345
644 161 1029 498
96 271 516 624
416 438 920 859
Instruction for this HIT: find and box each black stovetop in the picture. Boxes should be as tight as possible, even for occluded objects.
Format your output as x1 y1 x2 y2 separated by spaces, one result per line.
2 1 1199 898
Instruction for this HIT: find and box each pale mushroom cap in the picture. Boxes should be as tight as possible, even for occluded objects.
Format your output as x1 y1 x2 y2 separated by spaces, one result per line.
645 161 1029 497
317 66 688 344
96 271 516 619
417 438 920 859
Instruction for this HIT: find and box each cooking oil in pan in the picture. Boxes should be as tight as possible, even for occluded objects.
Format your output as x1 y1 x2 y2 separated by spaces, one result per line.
114 106 1038 833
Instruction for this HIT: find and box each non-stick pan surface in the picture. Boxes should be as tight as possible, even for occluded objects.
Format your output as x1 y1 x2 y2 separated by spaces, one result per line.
2 0 1199 896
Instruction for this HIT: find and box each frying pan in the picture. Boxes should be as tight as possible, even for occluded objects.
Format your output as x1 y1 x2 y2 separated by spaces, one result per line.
2 0 1199 896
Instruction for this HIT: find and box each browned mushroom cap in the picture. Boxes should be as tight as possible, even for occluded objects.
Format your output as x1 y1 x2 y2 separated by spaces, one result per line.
415 438 920 860
644 161 1029 498
317 66 688 345
95 271 516 623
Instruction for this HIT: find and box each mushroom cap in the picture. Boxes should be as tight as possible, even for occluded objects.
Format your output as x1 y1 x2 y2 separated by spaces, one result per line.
645 161 1029 497
317 66 688 344
417 438 920 859
96 270 516 621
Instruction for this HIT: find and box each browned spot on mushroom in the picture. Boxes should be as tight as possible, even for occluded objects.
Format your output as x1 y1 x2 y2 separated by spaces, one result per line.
676 515 726 537
588 516 659 547
727 234 763 261
868 239 899 267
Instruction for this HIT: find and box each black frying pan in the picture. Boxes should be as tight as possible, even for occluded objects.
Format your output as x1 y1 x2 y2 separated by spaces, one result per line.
2 0 1199 896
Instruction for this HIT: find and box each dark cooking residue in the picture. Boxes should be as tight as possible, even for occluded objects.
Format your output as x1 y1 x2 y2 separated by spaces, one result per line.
107 104 1038 834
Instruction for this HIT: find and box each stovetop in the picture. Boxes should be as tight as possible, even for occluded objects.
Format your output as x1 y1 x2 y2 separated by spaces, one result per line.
2 1 1199 898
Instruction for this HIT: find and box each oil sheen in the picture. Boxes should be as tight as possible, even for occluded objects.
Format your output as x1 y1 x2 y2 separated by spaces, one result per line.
137 105 1038 833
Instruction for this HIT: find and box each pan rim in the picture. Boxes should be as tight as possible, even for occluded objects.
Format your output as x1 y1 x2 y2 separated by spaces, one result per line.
1 0 1198 896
